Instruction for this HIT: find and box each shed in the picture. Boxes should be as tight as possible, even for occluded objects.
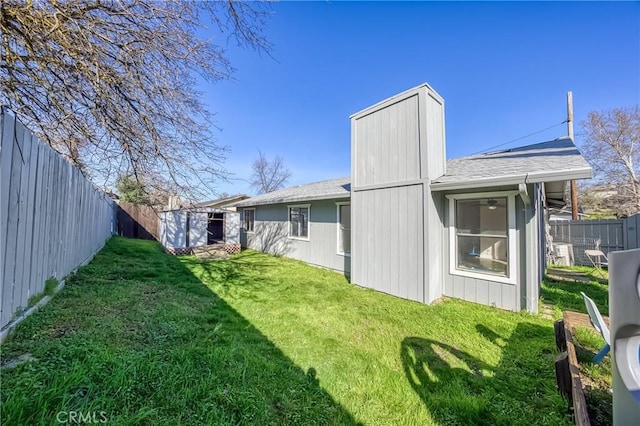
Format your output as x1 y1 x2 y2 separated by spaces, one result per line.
159 195 247 254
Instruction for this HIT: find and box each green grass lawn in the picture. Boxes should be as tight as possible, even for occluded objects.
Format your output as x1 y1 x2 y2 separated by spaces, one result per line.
541 267 609 319
2 237 577 425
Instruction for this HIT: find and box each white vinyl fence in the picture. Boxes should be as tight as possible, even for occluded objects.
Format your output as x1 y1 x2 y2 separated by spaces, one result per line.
1 108 116 329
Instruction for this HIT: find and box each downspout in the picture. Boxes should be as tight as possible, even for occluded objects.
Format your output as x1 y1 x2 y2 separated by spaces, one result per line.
519 181 538 313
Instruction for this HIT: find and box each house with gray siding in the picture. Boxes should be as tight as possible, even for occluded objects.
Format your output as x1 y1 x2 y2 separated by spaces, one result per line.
237 178 351 275
236 84 592 313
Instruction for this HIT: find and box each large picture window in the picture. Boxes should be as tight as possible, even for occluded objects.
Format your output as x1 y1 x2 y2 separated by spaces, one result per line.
337 203 350 255
447 192 517 284
289 205 309 239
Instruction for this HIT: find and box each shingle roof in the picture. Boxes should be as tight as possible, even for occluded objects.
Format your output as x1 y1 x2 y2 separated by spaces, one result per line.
431 137 592 190
235 177 350 207
234 138 592 207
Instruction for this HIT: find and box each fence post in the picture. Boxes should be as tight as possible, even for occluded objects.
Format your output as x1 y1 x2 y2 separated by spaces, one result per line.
624 214 639 250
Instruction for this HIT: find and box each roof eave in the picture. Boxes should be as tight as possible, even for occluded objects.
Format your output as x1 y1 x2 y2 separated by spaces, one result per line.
431 166 593 192
235 192 350 208
431 174 527 191
524 167 592 183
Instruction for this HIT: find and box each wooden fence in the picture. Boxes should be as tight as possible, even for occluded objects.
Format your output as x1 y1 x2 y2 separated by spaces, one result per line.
549 214 640 265
117 202 159 240
1 109 116 329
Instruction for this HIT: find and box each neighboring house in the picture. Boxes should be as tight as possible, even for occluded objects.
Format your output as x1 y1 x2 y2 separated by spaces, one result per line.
548 206 587 221
159 194 249 254
235 84 592 313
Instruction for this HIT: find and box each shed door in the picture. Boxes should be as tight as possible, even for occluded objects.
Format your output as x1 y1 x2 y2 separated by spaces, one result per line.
208 213 224 243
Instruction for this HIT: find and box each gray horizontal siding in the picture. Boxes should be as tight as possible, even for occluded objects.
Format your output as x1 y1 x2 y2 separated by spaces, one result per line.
242 200 350 275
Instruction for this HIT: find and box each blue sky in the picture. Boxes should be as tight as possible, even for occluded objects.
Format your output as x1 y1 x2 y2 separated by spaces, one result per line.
202 1 639 196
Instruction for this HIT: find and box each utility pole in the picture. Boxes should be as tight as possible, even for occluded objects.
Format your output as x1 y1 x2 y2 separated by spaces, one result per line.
567 91 579 220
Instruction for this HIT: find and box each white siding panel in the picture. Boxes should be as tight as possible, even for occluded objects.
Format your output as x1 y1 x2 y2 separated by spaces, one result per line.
501 284 517 312
475 279 488 306
453 277 464 300
353 95 421 187
351 184 424 302
225 212 240 245
464 277 477 303
424 92 446 179
488 282 502 308
189 212 208 247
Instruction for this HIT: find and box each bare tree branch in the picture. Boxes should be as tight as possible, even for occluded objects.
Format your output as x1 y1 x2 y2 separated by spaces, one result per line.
250 150 291 194
0 0 272 203
579 105 640 217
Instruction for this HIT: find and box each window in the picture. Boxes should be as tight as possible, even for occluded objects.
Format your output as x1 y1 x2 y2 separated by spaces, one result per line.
244 209 255 233
337 203 351 255
288 205 309 239
447 192 517 284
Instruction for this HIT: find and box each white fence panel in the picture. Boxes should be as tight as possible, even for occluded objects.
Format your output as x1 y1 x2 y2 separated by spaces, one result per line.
0 109 115 329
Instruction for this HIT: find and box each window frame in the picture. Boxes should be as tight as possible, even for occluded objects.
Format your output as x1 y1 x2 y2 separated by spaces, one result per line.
336 201 351 256
446 191 518 285
243 208 255 233
287 204 311 241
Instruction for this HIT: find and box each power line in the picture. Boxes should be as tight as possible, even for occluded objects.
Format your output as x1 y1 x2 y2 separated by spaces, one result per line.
469 120 567 156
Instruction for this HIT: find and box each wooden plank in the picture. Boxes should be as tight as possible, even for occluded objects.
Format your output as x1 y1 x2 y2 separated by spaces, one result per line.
561 313 591 426
42 147 55 283
15 125 33 309
0 111 16 326
34 145 51 293
555 352 572 400
1 117 23 328
24 132 41 304
625 214 639 250
564 310 609 329
555 319 567 351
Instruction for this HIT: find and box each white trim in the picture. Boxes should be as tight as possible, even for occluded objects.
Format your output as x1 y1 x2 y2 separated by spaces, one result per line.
287 204 311 241
335 201 351 256
447 191 517 285
445 190 519 200
243 208 255 234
